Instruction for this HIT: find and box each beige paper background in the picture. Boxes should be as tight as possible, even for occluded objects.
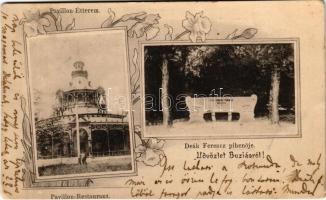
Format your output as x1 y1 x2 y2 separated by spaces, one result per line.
1 1 325 198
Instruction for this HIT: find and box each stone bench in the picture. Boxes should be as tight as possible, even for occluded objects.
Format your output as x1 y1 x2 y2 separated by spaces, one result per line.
185 94 257 122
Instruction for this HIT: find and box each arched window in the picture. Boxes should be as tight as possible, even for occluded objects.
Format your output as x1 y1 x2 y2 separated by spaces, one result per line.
68 94 74 105
107 129 130 156
72 128 90 156
77 93 84 102
88 92 95 104
91 130 109 156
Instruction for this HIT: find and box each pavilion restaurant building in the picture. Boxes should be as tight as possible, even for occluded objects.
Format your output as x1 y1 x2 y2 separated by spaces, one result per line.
35 61 131 164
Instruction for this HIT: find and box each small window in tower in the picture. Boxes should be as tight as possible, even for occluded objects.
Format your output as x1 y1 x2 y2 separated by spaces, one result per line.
79 80 81 84
78 93 83 102
68 94 73 102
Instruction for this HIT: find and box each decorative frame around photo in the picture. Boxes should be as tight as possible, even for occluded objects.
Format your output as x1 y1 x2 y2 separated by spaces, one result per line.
140 38 301 140
23 27 137 183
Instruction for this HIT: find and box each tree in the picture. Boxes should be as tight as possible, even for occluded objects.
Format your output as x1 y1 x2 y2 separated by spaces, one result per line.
160 54 170 126
160 46 217 126
233 44 294 124
36 120 65 158
33 89 42 121
158 47 188 126
146 43 294 125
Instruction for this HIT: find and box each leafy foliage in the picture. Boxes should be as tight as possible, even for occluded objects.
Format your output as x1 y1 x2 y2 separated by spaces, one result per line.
101 9 161 40
145 43 295 123
233 44 294 76
36 120 66 157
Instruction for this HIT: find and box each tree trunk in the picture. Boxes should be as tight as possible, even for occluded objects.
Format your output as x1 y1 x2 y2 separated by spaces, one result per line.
161 55 170 126
269 66 280 124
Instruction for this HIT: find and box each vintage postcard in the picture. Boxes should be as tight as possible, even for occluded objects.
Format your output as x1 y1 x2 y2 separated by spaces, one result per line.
1 1 325 199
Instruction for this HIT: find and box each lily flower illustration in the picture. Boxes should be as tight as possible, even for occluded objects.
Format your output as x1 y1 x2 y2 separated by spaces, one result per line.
135 138 165 167
181 11 212 42
20 9 50 37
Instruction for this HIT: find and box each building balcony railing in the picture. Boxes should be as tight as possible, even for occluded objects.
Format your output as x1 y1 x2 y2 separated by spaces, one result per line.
35 112 127 128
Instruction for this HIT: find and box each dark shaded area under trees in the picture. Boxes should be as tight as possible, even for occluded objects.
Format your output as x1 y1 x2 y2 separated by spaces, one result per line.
144 44 295 125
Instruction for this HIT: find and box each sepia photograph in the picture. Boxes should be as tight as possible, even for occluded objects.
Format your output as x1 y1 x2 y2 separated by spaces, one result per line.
2 1 325 199
142 40 300 138
26 28 135 180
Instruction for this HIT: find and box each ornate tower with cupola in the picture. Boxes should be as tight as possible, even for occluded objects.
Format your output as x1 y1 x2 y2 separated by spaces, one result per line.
54 61 108 115
69 61 91 89
36 61 130 165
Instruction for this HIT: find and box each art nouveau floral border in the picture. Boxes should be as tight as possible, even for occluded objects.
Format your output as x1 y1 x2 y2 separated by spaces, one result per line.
19 8 258 187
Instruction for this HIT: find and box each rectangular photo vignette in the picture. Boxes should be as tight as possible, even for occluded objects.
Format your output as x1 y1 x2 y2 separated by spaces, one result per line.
25 28 136 181
141 39 300 139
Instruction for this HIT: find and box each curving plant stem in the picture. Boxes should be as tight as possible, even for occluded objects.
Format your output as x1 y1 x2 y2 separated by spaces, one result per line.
174 30 190 40
111 18 123 27
40 11 59 30
134 125 148 146
111 15 145 28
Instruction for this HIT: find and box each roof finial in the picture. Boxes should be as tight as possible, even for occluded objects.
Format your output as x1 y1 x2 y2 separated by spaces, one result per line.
73 61 84 70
